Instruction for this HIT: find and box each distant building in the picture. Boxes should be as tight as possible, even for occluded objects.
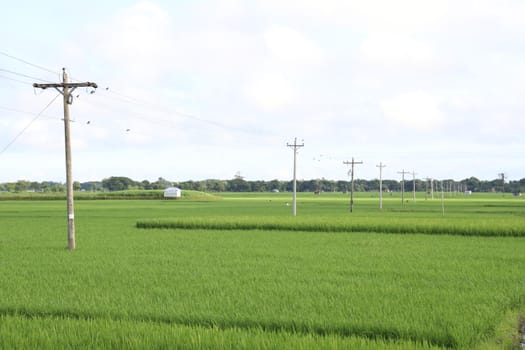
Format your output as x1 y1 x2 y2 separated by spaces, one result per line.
464 190 472 195
163 187 181 198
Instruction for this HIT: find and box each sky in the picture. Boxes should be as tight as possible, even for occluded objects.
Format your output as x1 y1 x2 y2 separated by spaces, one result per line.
1 0 524 183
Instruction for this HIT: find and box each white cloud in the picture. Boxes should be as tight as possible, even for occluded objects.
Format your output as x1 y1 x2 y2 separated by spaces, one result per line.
381 92 444 130
5 117 62 152
242 25 324 112
245 73 295 111
257 0 451 31
360 33 435 66
171 29 261 75
263 25 324 64
93 1 174 81
3 0 525 182
347 1 451 32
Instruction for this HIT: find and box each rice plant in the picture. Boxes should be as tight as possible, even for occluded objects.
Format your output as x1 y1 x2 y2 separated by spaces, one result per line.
0 195 524 349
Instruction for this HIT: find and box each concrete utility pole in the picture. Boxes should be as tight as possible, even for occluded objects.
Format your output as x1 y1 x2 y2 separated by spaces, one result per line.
343 158 363 213
376 162 386 209
412 170 417 203
286 138 304 216
33 68 97 250
397 170 410 207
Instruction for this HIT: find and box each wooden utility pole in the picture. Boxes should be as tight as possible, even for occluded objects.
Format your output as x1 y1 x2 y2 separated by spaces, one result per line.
412 170 417 203
425 177 432 200
441 180 445 216
343 158 363 213
286 138 304 216
397 169 410 207
33 68 97 250
376 162 386 209
498 173 506 193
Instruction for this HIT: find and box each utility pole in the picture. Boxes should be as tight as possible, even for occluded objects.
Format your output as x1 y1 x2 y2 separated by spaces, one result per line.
498 172 506 193
343 158 363 213
441 180 445 216
376 162 386 209
397 169 410 207
411 170 417 203
33 68 97 250
287 138 304 216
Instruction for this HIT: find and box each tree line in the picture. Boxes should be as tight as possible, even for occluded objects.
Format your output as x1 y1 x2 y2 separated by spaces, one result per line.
1 176 524 194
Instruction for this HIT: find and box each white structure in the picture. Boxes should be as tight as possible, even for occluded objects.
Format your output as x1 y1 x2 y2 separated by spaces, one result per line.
163 187 181 198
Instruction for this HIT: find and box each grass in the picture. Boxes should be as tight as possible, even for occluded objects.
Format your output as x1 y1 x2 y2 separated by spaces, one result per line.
0 193 524 349
479 308 525 349
0 189 220 201
0 314 444 350
136 215 525 236
138 191 525 236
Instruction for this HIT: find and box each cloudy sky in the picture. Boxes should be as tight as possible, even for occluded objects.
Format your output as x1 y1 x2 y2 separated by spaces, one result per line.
1 0 524 182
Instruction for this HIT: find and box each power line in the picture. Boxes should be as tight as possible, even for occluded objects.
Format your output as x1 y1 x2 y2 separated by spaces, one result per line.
0 68 53 83
76 95 225 135
1 52 267 135
99 88 254 134
1 53 269 140
0 74 34 85
78 87 271 142
0 50 60 76
0 105 61 121
54 94 268 151
0 94 61 155
0 51 88 88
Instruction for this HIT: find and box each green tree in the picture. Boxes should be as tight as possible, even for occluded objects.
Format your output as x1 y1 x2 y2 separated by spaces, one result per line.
336 180 348 193
268 179 282 192
102 177 136 191
29 181 41 192
227 174 251 192
14 180 30 192
5 183 16 192
140 180 152 190
151 177 172 189
251 180 267 192
463 177 481 192
206 179 226 192
51 183 66 192
80 181 102 192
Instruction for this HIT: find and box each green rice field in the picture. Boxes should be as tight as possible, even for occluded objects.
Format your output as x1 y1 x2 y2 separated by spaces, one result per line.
0 191 524 349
